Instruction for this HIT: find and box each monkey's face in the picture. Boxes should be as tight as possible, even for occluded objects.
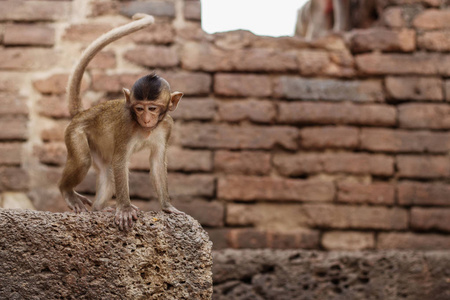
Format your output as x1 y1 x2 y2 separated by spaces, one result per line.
132 101 166 130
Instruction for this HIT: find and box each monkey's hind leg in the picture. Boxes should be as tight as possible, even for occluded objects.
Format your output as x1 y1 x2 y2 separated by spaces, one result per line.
92 162 115 212
59 129 93 213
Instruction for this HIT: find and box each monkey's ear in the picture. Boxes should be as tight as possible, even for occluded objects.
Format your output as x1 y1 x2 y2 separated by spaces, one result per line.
169 92 183 111
123 88 131 104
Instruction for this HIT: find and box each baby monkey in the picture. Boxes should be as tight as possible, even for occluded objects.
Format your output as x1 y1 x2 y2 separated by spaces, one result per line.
58 14 184 230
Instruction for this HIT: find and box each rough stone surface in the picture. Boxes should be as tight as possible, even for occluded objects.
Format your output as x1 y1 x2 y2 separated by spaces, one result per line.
0 209 212 299
213 249 450 300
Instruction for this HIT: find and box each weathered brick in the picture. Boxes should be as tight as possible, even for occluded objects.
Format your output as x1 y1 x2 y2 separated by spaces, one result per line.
411 208 450 232
398 181 450 206
63 24 113 43
399 103 450 129
386 76 443 101
279 102 396 127
0 73 24 93
214 74 272 98
0 48 59 70
0 116 27 140
41 120 69 142
0 1 70 21
206 228 231 250
274 152 394 177
131 23 175 45
382 7 407 28
350 28 415 53
297 49 331 76
91 73 121 93
214 151 271 175
302 204 408 230
418 31 450 52
124 45 179 68
184 0 201 21
120 1 176 18
337 182 395 205
274 77 384 102
413 9 450 30
182 43 298 72
89 0 119 17
322 231 375 250
33 74 89 95
228 229 268 249
300 126 358 149
361 128 450 153
378 233 450 249
4 24 55 46
159 71 211 96
37 95 70 118
0 93 28 115
170 98 216 121
218 176 335 202
88 51 116 70
129 147 213 172
0 143 22 165
0 167 29 191
179 123 299 150
217 99 276 123
268 230 320 249
443 80 450 101
356 52 450 76
397 155 450 179
34 142 66 166
172 198 224 227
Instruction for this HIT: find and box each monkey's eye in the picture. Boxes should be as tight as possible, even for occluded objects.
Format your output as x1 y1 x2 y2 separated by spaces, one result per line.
135 107 144 112
148 106 158 112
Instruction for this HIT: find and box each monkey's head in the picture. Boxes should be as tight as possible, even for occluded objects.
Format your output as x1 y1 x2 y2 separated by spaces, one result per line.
123 73 183 130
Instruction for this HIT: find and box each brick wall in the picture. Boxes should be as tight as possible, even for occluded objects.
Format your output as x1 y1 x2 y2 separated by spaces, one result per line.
0 0 449 250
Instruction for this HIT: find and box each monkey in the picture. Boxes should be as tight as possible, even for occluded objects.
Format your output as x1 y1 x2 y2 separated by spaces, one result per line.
295 0 378 40
58 14 184 231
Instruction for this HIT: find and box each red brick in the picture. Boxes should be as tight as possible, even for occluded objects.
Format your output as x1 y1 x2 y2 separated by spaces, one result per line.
170 98 216 121
273 152 394 177
413 9 450 30
322 231 375 250
397 155 450 179
0 167 29 191
4 24 55 46
356 52 450 76
378 232 450 249
411 208 450 232
217 100 276 123
386 76 443 101
214 151 271 175
88 51 116 70
360 128 450 153
398 181 450 206
350 28 415 53
28 187 68 213
0 93 28 115
88 0 119 17
337 182 395 205
129 147 213 172
120 1 176 18
214 74 272 98
182 43 298 72
33 73 89 95
228 228 268 249
0 48 59 70
179 123 299 150
297 49 331 76
34 142 67 166
91 73 121 93
124 46 179 68
268 230 320 249
399 103 450 129
37 95 70 118
381 7 407 28
131 23 175 45
218 176 335 202
274 77 384 102
278 102 396 127
302 204 408 230
0 143 22 165
206 228 231 250
184 0 201 21
418 31 450 52
0 117 27 140
159 71 211 96
300 126 358 149
172 198 224 227
63 24 113 43
0 1 70 21
41 120 69 142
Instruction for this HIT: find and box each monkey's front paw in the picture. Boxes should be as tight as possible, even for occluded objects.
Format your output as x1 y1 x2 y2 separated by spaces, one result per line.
162 205 185 215
115 205 139 231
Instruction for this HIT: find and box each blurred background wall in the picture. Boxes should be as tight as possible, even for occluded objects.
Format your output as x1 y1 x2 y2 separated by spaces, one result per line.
0 0 449 252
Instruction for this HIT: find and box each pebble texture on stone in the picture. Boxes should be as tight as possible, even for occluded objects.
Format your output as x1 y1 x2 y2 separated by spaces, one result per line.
213 249 450 300
0 209 213 299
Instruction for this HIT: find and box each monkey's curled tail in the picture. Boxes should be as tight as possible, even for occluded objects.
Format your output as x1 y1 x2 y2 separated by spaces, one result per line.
67 14 154 117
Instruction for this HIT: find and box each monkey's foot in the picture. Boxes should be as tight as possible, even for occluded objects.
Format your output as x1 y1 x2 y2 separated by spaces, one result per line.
115 205 139 231
163 205 185 215
65 191 92 213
